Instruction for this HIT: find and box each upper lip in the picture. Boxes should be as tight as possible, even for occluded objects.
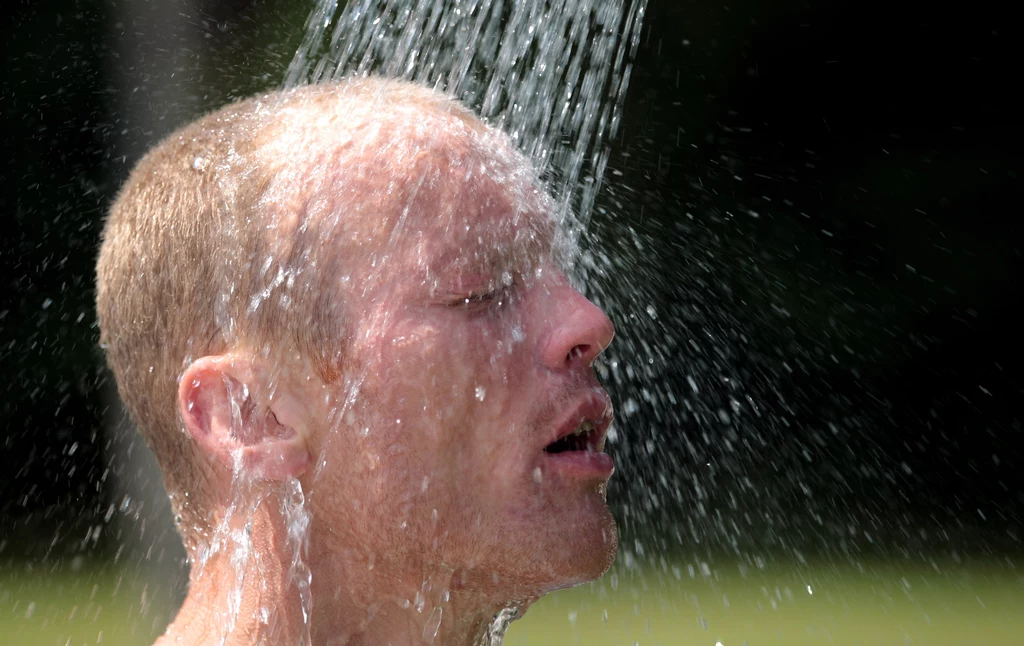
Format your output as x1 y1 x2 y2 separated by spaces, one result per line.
544 390 614 452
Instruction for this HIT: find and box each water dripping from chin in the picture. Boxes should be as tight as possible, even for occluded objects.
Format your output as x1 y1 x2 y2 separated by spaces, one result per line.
476 604 522 646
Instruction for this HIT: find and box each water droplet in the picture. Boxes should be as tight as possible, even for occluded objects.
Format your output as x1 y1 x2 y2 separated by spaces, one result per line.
475 385 486 401
622 398 638 416
510 323 525 343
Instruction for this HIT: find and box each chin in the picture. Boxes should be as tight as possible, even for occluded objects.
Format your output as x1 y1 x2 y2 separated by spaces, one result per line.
553 498 618 588
507 491 619 595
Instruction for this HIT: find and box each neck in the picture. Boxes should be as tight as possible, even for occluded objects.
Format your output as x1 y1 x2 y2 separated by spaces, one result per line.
157 501 522 646
305 543 518 646
156 490 310 646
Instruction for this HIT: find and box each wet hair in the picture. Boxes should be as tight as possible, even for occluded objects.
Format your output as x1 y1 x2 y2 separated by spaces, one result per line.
95 78 492 548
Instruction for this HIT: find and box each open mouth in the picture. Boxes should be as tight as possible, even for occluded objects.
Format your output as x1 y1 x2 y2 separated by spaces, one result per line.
544 420 600 454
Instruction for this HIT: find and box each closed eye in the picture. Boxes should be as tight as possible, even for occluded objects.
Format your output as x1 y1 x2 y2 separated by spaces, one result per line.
451 292 490 307
448 289 499 309
443 269 522 311
446 284 515 311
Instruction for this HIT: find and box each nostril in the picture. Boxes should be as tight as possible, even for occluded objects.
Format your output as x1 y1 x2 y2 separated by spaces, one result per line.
567 345 588 364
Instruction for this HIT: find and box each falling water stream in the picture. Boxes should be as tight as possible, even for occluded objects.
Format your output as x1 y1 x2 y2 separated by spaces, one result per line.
286 0 645 244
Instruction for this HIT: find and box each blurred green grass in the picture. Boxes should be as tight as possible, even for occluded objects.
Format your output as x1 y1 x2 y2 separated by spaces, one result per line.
0 561 176 646
508 557 1024 646
2 557 1021 645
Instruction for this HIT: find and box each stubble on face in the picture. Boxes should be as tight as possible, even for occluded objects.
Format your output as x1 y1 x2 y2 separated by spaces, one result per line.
292 103 616 606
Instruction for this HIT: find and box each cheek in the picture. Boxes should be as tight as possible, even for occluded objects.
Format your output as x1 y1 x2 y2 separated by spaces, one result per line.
371 313 533 461
385 322 465 397
373 322 483 447
385 316 520 390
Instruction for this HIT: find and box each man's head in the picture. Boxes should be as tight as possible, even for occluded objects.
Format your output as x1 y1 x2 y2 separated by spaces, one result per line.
96 78 617 606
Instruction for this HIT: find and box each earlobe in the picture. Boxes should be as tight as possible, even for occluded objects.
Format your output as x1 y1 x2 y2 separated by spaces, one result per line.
178 355 312 481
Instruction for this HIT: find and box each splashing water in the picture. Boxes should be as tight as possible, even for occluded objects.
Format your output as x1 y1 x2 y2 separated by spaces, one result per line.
280 5 809 600
477 605 521 646
281 478 313 644
7 1 1017 644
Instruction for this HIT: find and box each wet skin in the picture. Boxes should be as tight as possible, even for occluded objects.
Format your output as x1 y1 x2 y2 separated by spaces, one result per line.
298 108 619 606
169 85 620 645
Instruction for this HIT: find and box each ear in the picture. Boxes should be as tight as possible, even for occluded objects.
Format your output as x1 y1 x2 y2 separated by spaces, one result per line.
178 355 312 481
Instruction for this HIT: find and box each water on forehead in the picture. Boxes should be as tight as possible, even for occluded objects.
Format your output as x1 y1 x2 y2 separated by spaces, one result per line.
377 170 556 290
336 121 550 257
255 103 498 228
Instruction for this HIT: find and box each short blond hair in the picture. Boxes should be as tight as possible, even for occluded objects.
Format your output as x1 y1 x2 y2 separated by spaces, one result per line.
95 79 483 547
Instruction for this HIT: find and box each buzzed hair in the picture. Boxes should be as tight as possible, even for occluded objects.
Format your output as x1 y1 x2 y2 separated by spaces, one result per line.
95 79 484 547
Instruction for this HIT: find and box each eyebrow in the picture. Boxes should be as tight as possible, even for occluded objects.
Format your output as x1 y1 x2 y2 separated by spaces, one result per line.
427 219 555 277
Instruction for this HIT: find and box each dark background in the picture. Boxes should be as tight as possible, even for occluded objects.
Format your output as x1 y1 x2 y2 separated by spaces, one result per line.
2 0 1021 568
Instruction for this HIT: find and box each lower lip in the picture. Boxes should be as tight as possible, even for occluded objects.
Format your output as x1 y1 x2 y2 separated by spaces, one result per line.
541 450 615 479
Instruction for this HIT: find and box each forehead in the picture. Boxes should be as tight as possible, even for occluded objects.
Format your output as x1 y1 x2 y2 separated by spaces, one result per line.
401 139 555 269
334 111 555 275
259 93 556 285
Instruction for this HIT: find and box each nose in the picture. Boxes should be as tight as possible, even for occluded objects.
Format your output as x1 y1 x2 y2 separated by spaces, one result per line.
540 281 615 371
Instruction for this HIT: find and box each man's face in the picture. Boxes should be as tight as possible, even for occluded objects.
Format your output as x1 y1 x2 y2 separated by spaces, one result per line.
303 113 617 597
